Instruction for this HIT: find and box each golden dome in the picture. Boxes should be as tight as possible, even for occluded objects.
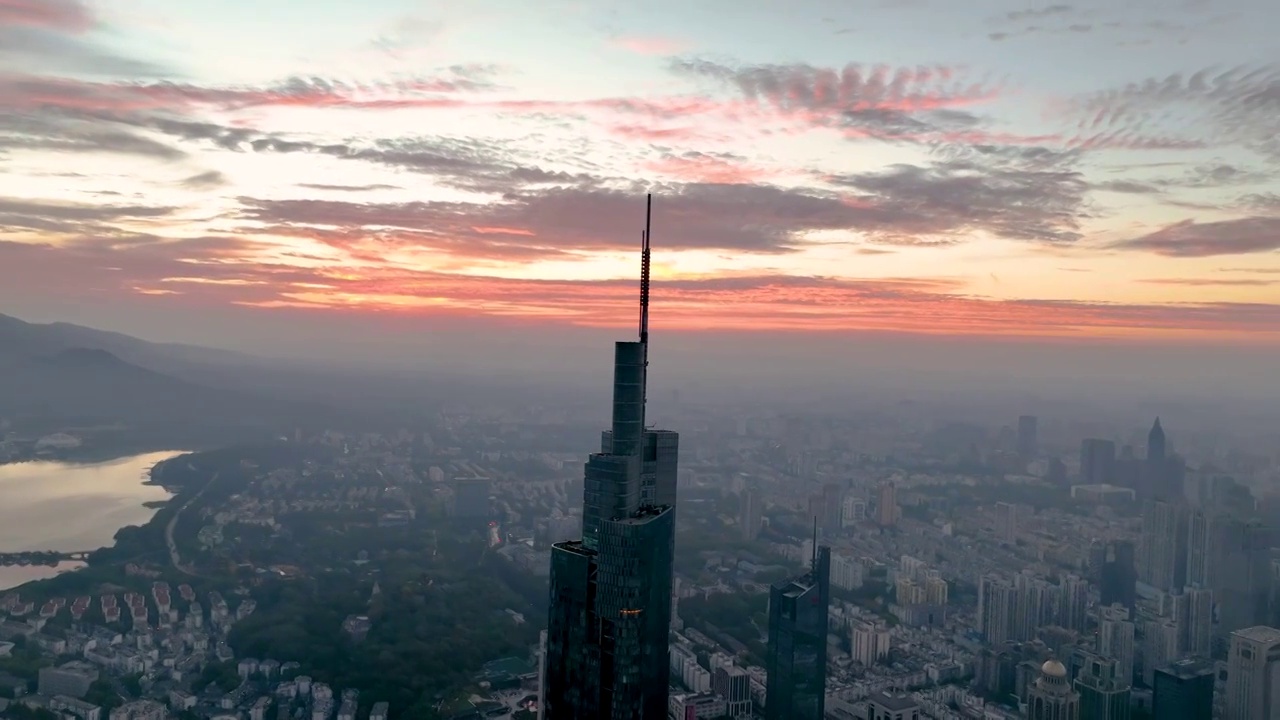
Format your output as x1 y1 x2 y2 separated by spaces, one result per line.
1042 659 1068 678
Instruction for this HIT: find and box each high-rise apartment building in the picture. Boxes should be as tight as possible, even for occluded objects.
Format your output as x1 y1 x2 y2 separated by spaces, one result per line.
1058 574 1089 634
1074 653 1130 720
1099 605 1136 686
764 546 831 720
543 197 679 720
1224 625 1280 720
1153 658 1214 720
851 619 890 667
1017 415 1038 460
1144 619 1180 687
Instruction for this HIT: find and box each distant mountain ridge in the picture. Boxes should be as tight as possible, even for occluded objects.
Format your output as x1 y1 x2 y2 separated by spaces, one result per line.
0 313 342 433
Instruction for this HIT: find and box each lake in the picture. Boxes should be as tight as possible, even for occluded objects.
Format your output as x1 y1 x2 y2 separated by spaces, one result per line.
0 450 187 590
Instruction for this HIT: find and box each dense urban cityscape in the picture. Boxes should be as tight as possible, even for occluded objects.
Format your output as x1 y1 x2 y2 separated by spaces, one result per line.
1 202 1279 720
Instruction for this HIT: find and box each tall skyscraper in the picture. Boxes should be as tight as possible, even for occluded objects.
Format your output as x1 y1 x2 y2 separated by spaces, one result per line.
1140 500 1188 592
1153 658 1214 720
877 482 897 527
1147 417 1166 463
1183 585 1213 658
739 489 762 542
1017 415 1039 460
764 546 830 720
543 197 679 720
1091 540 1137 612
820 483 842 537
995 501 1018 544
1225 625 1280 719
1080 439 1117 485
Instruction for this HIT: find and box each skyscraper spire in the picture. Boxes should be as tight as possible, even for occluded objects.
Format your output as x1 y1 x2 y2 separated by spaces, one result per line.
639 193 652 346
543 194 680 720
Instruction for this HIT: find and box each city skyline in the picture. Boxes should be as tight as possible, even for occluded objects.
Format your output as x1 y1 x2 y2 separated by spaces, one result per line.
3 0 1280 347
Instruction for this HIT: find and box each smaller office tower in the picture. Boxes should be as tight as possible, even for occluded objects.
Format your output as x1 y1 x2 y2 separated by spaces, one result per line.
764 545 831 720
1153 658 1214 720
711 666 751 718
1074 653 1130 720
1225 625 1280 720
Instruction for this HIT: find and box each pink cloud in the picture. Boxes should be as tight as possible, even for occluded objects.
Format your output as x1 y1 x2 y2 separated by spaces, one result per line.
0 0 93 31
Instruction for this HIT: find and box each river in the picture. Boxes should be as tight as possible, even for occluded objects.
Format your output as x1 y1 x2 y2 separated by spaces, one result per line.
0 450 187 590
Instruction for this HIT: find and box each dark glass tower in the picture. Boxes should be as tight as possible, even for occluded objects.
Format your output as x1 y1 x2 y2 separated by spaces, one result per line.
1153 658 1214 720
1090 539 1136 612
765 545 831 720
543 196 679 720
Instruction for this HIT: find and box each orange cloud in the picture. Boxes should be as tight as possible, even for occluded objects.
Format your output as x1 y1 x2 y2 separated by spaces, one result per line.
4 238 1277 341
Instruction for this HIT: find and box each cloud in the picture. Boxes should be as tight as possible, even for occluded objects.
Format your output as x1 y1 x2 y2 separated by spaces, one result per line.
0 0 169 77
1109 217 1280 257
0 0 93 30
0 114 186 161
140 121 596 195
234 182 921 256
829 150 1088 244
297 183 401 192
4 236 1278 337
1141 277 1276 287
643 151 778 184
0 72 499 116
668 59 1002 129
1069 65 1280 161
1004 4 1073 22
180 170 226 190
1093 180 1160 194
0 198 174 233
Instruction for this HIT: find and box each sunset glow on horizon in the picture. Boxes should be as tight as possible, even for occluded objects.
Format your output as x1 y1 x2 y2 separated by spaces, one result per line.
3 0 1280 342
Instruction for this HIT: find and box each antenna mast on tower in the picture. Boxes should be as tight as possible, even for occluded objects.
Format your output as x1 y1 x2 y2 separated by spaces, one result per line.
639 193 652 344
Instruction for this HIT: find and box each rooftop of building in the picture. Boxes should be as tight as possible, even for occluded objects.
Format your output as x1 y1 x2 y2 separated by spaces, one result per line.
1234 626 1280 644
869 691 919 710
1159 657 1216 679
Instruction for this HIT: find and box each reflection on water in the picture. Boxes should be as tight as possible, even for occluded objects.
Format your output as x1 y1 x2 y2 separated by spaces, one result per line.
0 450 186 590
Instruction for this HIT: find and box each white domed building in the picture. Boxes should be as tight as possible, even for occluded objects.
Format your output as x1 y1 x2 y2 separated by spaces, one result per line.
1027 659 1079 720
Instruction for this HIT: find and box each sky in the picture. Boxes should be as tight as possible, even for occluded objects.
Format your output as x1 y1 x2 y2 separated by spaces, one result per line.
2 0 1280 356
